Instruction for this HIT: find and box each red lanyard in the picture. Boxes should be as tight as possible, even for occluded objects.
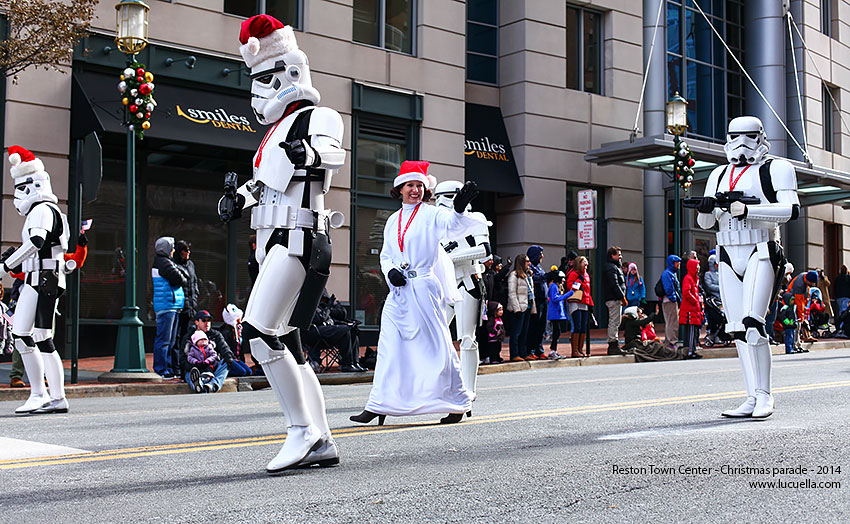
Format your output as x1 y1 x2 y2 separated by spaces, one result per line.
729 164 751 191
254 119 284 168
398 203 421 252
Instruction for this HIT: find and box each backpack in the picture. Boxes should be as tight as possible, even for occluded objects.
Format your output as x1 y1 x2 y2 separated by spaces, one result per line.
654 277 666 298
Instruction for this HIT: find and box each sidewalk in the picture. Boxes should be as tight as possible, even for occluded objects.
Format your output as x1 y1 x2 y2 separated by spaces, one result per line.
2 329 848 402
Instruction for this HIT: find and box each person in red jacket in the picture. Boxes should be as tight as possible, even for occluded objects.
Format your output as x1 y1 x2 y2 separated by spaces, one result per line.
679 258 703 359
565 256 594 358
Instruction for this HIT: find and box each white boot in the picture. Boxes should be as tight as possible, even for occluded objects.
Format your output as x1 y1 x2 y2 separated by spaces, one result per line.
33 398 69 414
297 364 339 468
460 343 479 402
15 345 50 415
38 350 68 413
722 340 756 418
251 338 321 474
750 337 774 418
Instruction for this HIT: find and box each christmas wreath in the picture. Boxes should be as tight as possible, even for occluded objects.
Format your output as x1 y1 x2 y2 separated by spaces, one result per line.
118 61 156 139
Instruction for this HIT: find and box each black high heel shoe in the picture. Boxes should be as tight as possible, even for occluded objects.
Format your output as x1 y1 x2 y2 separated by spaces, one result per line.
440 413 464 424
350 410 386 425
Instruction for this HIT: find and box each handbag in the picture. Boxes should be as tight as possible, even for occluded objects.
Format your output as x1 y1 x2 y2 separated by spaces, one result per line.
567 289 583 303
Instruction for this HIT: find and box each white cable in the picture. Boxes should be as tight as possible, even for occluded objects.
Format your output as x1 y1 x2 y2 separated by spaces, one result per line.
632 0 666 138
788 12 850 136
787 12 809 158
691 0 810 163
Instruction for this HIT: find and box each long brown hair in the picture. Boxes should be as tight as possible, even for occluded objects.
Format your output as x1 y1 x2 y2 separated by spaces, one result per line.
513 254 529 278
574 256 588 274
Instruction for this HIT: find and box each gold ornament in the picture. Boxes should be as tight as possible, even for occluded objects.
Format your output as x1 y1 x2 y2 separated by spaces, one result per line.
119 74 124 81
142 121 151 130
145 72 154 82
122 97 129 105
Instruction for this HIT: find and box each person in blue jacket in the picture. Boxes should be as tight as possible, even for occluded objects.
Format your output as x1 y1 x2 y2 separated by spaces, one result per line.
660 254 681 350
151 236 186 378
546 271 578 358
625 262 646 307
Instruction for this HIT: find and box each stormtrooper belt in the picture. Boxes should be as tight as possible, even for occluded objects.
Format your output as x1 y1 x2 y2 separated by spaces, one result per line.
252 205 318 232
716 228 770 246
21 258 61 273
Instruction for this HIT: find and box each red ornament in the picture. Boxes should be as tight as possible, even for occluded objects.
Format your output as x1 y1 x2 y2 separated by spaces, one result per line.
687 158 695 167
136 76 144 83
145 112 151 119
136 68 145 76
129 104 138 113
139 83 152 95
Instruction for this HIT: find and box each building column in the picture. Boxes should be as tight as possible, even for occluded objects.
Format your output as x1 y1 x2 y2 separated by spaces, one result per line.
643 0 667 294
745 1 787 157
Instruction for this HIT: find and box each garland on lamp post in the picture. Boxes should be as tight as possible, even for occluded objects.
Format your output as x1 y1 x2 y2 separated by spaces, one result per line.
674 137 695 191
118 61 156 138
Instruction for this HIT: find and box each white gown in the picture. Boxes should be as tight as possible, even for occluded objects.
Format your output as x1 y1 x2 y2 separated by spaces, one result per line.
365 202 483 416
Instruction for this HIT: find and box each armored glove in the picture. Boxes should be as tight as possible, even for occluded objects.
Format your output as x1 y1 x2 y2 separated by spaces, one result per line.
218 172 245 223
388 268 407 287
280 139 319 169
454 181 479 213
729 201 748 218
696 197 716 214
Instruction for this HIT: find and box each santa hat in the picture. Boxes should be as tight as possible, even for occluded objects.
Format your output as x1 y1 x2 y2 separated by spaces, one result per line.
239 15 299 68
8 145 45 182
393 161 437 190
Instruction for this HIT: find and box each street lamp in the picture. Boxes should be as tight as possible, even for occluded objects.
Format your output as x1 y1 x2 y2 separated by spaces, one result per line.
102 0 157 381
666 92 688 259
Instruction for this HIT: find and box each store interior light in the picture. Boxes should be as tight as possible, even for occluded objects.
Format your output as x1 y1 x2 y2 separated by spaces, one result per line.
798 185 842 194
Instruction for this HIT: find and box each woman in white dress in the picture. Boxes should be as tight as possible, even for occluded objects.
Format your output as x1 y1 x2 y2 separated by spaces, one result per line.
350 160 483 425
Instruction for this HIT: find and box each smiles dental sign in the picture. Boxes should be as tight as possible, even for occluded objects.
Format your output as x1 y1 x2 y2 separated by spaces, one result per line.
464 136 509 161
176 105 257 133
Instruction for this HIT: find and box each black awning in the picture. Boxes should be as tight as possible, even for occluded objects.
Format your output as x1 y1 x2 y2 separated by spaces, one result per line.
464 103 523 195
74 71 263 152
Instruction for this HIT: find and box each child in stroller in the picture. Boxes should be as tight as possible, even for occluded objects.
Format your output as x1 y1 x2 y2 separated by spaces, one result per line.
808 288 833 338
703 296 733 347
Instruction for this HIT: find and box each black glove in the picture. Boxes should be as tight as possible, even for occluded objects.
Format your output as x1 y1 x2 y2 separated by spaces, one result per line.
77 232 88 248
219 172 245 223
388 268 407 287
280 139 318 169
454 181 479 213
696 196 716 214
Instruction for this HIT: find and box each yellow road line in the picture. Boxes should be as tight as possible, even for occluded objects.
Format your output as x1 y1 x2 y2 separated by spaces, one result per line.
4 379 848 470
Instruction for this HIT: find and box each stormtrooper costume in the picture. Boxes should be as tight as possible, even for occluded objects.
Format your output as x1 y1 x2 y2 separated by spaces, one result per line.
219 15 345 473
694 116 799 418
2 146 75 415
434 181 491 397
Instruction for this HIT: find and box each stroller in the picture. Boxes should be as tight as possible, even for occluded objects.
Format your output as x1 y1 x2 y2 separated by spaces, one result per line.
703 296 733 347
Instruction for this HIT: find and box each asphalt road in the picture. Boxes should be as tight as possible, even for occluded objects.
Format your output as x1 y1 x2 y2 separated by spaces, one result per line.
1 350 848 523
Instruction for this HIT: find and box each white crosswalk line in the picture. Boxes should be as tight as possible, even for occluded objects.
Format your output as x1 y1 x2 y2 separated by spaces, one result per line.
0 437 89 460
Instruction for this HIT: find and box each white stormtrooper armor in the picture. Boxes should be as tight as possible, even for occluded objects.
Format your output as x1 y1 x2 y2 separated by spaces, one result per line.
695 116 799 419
434 181 491 397
222 15 345 473
2 146 75 415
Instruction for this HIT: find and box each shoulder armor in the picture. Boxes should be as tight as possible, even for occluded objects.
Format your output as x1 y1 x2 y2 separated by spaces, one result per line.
307 106 344 143
704 165 726 196
467 211 492 228
769 158 798 191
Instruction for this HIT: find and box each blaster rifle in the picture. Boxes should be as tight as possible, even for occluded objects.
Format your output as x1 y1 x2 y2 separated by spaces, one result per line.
218 172 244 223
682 191 761 211
0 246 16 263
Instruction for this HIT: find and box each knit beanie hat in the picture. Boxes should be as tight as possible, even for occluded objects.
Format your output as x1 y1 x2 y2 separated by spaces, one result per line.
527 245 543 264
805 270 818 284
191 330 208 345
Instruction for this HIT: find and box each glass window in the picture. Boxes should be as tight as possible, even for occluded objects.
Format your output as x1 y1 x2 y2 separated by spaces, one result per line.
467 0 498 84
353 0 414 54
823 84 839 153
821 0 832 37
225 0 302 29
566 5 602 94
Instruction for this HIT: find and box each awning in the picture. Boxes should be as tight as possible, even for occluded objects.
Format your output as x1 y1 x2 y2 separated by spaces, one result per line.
73 70 263 152
585 134 850 207
465 103 523 195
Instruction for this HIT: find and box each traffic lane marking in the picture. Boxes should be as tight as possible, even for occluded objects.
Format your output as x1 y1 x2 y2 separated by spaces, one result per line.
2 379 848 470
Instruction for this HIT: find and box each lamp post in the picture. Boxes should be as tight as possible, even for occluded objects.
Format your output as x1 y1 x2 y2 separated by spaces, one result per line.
102 0 155 380
666 92 688 258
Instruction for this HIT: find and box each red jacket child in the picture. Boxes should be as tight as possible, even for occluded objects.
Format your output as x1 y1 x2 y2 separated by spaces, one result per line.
565 265 593 307
678 258 703 325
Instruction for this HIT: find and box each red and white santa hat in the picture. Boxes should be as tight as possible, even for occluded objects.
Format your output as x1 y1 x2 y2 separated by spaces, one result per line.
393 161 437 190
8 145 46 182
238 14 299 69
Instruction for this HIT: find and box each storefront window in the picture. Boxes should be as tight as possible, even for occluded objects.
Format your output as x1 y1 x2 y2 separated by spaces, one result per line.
467 0 499 84
353 0 415 54
224 0 301 29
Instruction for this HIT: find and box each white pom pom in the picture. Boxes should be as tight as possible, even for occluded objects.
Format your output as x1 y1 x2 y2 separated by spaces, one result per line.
426 175 437 190
247 36 261 56
9 153 21 166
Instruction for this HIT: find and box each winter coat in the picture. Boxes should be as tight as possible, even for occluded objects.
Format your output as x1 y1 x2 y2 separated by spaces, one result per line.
179 327 232 373
220 323 241 360
151 237 186 313
816 273 833 317
602 257 626 302
622 311 661 351
625 274 645 307
529 262 547 304
485 301 506 342
703 265 720 299
834 273 850 299
547 282 574 321
778 304 797 330
491 264 512 309
187 340 219 367
565 269 593 307
679 259 703 325
507 271 536 314
661 255 681 303
174 255 199 313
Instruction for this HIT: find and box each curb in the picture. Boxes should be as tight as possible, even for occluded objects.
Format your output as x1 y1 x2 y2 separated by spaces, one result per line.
2 339 847 402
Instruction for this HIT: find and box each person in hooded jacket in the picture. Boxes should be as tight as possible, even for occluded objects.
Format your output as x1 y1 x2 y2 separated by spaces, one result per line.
546 271 576 357
660 255 682 350
703 254 720 300
173 240 200 366
625 263 645 308
679 258 704 359
525 245 549 358
151 237 186 378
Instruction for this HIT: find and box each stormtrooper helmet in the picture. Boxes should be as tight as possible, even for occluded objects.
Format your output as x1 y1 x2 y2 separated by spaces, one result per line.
724 116 770 165
433 180 465 210
239 15 320 125
8 145 57 216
